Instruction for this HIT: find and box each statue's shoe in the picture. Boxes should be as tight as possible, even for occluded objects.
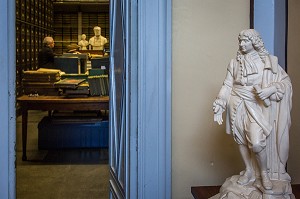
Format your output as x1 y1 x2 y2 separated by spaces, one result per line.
261 172 273 190
237 170 255 185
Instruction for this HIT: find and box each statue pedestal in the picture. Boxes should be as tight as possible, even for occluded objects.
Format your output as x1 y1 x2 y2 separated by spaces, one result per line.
208 175 295 199
191 184 300 199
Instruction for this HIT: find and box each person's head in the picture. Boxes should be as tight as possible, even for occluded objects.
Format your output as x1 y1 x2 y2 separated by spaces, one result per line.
238 29 268 55
236 29 268 60
81 34 86 40
93 26 101 36
43 36 55 48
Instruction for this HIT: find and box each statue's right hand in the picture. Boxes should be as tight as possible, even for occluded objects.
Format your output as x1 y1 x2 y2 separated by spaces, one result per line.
213 99 225 125
214 113 223 125
213 99 225 114
213 103 222 114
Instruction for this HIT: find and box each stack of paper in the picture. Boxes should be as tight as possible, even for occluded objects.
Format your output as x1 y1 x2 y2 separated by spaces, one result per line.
22 68 63 95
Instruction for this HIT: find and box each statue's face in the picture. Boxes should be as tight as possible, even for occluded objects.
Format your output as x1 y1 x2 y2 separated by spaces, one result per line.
239 36 254 54
82 34 86 40
94 28 101 36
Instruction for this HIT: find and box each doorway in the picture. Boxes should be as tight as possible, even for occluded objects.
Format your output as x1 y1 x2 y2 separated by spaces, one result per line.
2 0 172 198
15 0 110 198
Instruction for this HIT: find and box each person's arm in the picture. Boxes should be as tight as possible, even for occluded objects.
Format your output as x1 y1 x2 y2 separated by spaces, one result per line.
258 70 290 103
255 58 291 104
46 48 55 62
213 60 234 125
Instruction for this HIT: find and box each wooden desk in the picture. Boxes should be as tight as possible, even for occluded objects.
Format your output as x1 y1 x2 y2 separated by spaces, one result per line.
17 95 109 161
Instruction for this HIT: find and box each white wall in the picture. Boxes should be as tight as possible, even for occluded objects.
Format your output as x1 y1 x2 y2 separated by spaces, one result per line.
172 1 249 198
287 0 300 184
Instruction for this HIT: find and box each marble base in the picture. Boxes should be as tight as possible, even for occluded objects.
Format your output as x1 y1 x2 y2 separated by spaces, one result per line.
209 175 295 199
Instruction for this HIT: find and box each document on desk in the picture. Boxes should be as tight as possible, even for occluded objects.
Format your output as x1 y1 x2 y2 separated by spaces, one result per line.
54 78 86 89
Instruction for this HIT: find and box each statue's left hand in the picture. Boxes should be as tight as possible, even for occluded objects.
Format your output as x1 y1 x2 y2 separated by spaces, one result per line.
256 86 276 101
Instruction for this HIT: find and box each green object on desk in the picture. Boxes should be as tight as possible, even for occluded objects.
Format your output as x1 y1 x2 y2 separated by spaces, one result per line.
89 68 105 76
61 73 88 80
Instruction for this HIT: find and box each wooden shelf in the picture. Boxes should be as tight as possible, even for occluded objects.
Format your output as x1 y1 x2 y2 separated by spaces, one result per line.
16 0 54 100
53 8 109 55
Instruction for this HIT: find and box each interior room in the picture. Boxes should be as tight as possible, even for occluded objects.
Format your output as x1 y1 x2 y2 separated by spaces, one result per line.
15 0 110 198
1 0 300 198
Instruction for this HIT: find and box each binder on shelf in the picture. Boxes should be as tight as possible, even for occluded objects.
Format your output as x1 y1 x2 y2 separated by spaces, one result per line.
88 75 109 96
54 78 86 89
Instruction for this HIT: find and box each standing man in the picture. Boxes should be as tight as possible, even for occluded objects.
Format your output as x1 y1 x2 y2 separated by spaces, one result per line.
89 26 108 51
213 29 292 191
38 36 55 68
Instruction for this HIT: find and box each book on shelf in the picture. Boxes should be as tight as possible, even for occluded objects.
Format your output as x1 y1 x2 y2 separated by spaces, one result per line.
88 75 109 96
54 78 86 89
22 68 64 82
63 81 89 97
22 82 56 88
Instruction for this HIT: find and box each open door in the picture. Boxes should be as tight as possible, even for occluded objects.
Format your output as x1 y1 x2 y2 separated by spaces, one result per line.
109 0 171 198
109 0 128 198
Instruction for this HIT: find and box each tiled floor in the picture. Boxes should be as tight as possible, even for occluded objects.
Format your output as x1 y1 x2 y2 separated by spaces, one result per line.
16 110 109 199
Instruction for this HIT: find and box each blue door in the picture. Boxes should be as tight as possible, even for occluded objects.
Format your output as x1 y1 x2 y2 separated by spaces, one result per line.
109 0 127 198
109 0 172 198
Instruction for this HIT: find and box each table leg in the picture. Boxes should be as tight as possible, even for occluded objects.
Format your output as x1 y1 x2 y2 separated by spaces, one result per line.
22 109 28 161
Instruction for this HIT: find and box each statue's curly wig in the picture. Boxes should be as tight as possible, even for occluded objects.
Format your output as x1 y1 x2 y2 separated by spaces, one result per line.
236 29 269 62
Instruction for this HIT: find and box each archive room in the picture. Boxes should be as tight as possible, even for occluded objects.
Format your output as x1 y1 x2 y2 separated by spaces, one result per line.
16 0 110 198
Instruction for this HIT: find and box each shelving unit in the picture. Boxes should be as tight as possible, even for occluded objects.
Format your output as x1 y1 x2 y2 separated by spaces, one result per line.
82 12 109 42
53 13 79 54
16 0 54 97
53 3 109 55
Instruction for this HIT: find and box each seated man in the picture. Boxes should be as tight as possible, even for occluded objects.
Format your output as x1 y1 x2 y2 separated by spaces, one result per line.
38 36 55 68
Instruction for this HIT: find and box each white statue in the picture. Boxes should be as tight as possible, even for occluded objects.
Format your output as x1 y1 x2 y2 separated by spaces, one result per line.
212 29 293 198
78 34 89 50
89 26 108 50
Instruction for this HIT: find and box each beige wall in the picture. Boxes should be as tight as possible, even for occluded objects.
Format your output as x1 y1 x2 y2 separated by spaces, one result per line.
288 0 300 184
172 1 250 198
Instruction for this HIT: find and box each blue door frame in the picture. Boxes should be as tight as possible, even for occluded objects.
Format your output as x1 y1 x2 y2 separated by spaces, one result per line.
109 0 172 198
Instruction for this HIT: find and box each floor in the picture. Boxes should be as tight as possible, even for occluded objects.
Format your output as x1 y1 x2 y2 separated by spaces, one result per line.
16 110 110 199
